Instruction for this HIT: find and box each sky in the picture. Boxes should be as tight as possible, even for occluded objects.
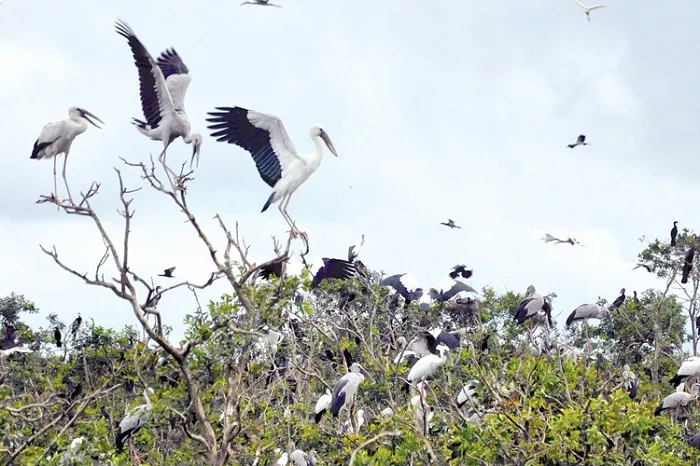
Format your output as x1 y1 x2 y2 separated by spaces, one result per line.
0 0 698 344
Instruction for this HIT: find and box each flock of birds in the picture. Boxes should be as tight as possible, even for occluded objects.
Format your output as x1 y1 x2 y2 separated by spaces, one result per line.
11 1 700 464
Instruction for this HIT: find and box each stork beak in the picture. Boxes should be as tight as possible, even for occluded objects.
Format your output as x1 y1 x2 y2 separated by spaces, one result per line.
361 367 373 382
320 130 338 157
80 109 104 129
190 142 201 170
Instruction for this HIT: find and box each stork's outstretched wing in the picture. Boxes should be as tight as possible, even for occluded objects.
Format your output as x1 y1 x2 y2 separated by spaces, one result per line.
156 48 191 110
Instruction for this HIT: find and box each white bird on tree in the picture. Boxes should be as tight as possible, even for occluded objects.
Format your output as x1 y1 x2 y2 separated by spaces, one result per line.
206 106 338 239
31 106 104 205
115 387 154 464
114 20 203 179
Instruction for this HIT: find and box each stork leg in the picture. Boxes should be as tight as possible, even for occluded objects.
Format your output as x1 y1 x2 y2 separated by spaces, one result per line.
61 154 75 205
128 437 143 465
51 156 60 207
280 195 306 239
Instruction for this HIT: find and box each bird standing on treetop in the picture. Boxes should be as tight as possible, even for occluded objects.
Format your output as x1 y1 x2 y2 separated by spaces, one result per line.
671 221 679 246
53 327 62 348
31 107 104 205
206 106 338 239
567 134 589 148
682 242 696 285
69 314 82 339
609 289 626 310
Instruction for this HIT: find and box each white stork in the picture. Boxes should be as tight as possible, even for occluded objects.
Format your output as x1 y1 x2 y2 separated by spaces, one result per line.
670 356 700 386
116 387 154 463
403 344 450 396
566 304 610 326
567 134 589 148
289 449 318 466
114 20 203 174
571 0 607 22
31 106 104 205
242 0 282 6
207 106 338 238
622 364 639 400
654 383 700 416
330 363 371 419
313 388 332 423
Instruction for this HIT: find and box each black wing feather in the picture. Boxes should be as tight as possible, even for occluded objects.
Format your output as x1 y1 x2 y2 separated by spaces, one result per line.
311 258 356 289
156 48 189 79
206 106 282 188
114 20 163 130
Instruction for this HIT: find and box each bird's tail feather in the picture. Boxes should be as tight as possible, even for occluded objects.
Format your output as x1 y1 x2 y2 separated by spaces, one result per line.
261 192 277 213
567 144 576 148
670 375 685 386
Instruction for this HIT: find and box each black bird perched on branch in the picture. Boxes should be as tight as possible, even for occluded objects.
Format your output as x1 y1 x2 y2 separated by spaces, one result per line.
671 221 679 247
259 257 289 281
682 240 697 285
69 314 82 339
53 327 62 348
609 289 626 310
1 322 18 351
440 219 461 229
449 265 473 280
158 267 176 278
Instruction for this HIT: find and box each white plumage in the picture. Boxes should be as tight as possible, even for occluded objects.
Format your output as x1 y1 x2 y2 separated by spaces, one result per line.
404 344 450 392
330 363 370 417
276 451 289 465
289 449 318 466
30 106 103 204
457 380 480 409
571 0 607 21
566 303 610 326
207 106 338 238
115 20 202 171
654 383 700 416
670 356 700 386
313 389 332 423
116 387 154 458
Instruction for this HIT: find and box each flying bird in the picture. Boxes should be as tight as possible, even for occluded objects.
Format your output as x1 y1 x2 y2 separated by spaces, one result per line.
207 106 338 238
381 273 424 309
632 263 652 273
241 0 282 6
114 20 203 172
567 134 589 148
440 219 461 229
671 221 679 246
159 267 176 278
571 0 607 22
31 107 104 205
449 265 473 280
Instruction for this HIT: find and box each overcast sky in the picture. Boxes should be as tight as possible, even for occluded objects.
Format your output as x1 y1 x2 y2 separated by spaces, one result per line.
1 0 697 343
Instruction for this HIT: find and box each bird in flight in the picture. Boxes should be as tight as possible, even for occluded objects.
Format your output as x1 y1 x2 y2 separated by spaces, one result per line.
632 263 653 273
567 134 589 148
571 0 607 22
241 0 281 6
440 219 461 229
159 267 176 278
542 234 585 247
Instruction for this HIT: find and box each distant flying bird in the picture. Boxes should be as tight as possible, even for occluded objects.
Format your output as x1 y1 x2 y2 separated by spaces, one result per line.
632 263 652 273
53 327 62 348
207 106 338 238
241 0 282 6
609 288 626 310
671 221 679 246
449 265 473 280
542 233 584 247
567 134 589 148
159 267 176 278
440 219 461 229
31 106 104 204
571 0 607 22
114 20 203 172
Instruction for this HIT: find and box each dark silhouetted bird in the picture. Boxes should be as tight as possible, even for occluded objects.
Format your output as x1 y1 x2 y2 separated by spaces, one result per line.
54 327 62 348
632 263 652 273
609 289 626 310
567 134 589 148
682 242 696 285
159 267 176 278
440 219 461 229
449 265 473 280
69 314 82 338
671 221 679 246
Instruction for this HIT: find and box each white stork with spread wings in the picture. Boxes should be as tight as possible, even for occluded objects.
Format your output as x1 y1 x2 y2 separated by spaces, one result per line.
206 106 338 238
115 20 202 173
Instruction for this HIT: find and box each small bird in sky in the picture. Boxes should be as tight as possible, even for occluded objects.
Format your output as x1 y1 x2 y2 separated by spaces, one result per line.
159 267 176 278
567 134 589 148
440 219 461 229
632 263 652 273
571 0 607 22
542 234 584 247
241 0 282 6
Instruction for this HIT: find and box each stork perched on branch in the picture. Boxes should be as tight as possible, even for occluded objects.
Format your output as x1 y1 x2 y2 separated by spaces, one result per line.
31 107 104 205
115 20 203 174
207 106 338 239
